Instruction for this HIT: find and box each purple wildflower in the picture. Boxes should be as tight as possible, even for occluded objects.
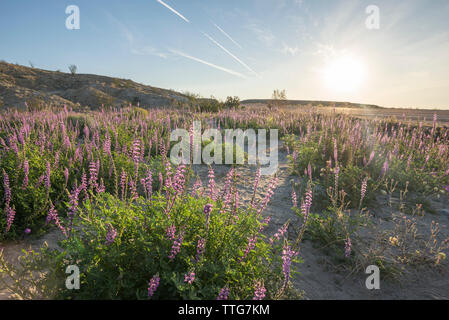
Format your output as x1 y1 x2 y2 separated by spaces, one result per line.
207 167 217 201
165 224 176 241
241 235 257 261
291 188 297 208
44 162 51 191
23 159 29 188
196 237 206 262
282 244 298 288
269 222 289 244
217 287 230 300
105 224 118 245
184 272 195 284
169 232 184 261
148 275 160 298
46 202 67 237
344 237 352 258
253 281 266 300
360 177 368 207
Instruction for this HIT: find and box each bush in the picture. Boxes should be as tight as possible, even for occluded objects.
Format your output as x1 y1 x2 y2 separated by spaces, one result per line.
0 188 300 300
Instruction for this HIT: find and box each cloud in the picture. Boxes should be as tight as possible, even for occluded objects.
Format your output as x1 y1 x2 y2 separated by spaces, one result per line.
156 0 190 23
281 42 299 56
170 49 247 79
202 32 258 77
246 23 276 46
107 13 167 59
213 23 242 49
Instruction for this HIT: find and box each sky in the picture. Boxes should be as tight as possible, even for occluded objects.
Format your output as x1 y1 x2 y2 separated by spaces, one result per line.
1 0 449 109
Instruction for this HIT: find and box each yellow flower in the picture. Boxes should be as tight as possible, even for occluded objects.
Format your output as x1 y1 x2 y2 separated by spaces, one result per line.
438 252 446 261
389 236 399 246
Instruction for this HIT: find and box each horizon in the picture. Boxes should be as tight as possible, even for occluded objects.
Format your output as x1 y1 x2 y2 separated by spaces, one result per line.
1 0 449 109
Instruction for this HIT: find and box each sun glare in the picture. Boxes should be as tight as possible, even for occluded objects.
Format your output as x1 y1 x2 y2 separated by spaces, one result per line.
323 55 365 93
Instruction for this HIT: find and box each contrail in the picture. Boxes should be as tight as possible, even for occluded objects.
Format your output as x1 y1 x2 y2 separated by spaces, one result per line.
157 0 190 23
202 32 258 77
170 49 247 79
213 23 242 49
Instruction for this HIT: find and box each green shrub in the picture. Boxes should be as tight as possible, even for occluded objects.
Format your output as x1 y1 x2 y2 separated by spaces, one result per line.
1 191 300 300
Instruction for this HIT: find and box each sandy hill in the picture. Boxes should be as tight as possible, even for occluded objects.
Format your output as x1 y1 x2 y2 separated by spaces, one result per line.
0 61 188 110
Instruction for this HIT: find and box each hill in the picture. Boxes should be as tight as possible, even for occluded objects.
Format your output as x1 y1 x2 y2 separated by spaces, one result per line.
0 61 188 110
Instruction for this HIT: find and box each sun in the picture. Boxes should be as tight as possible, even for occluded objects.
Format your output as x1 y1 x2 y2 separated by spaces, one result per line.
322 54 365 93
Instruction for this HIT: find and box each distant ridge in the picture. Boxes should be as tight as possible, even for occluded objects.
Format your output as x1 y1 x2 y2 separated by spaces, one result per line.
241 99 382 109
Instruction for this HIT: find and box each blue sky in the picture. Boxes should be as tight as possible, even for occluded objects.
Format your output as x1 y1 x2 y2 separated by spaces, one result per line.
1 0 449 109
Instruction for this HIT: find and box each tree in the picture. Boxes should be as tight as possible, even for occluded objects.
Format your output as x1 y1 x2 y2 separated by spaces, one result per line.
68 64 77 75
271 89 287 109
224 96 240 109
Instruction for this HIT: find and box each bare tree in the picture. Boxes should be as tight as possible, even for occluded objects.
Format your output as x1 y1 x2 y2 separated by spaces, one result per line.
68 64 77 75
271 89 287 109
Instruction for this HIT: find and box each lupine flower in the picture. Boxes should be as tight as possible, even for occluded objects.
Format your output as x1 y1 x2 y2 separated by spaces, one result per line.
165 224 176 241
184 272 195 284
221 168 234 198
67 185 80 237
88 161 99 191
282 244 298 288
192 176 203 196
141 170 153 199
5 206 15 233
203 203 213 225
24 228 31 235
443 186 449 193
120 169 127 200
240 235 257 261
169 232 184 261
360 177 368 207
172 164 186 195
334 166 340 192
269 222 289 244
44 162 51 191
105 224 118 245
253 281 266 300
23 159 29 188
196 237 206 262
333 138 338 164
344 237 352 258
148 275 160 298
257 176 278 214
217 287 230 300
258 215 271 233
129 178 138 200
302 186 313 219
207 167 217 201
3 170 11 206
46 202 67 237
291 188 297 208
